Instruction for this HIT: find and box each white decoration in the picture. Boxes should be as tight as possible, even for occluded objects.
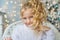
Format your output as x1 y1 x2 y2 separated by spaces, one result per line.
0 8 2 11
10 1 13 3
6 1 9 5
14 1 17 4
12 19 15 22
4 14 7 18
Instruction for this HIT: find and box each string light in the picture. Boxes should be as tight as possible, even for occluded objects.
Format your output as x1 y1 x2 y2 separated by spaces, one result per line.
12 19 15 22
13 14 16 17
10 1 13 3
6 1 9 5
53 1 57 5
0 8 2 11
14 1 17 4
20 4 23 7
4 14 7 18
5 19 9 23
6 24 9 27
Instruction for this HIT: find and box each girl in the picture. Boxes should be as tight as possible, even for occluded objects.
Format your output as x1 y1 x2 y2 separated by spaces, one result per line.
3 0 55 40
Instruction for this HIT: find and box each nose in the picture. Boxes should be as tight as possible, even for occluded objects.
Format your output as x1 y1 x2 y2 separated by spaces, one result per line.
26 18 31 25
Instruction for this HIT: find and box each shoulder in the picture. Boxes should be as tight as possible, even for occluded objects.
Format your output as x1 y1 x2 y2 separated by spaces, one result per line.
42 29 55 40
46 29 54 35
43 21 58 32
11 21 25 33
2 21 24 39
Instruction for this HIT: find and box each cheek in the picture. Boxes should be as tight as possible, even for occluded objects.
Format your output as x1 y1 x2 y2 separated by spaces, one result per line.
30 18 33 23
22 19 27 24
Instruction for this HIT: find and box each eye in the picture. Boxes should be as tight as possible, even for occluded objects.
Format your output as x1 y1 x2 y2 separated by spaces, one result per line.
23 17 26 19
30 16 33 18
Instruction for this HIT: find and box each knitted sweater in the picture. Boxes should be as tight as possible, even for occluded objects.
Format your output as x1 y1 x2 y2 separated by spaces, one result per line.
11 22 55 40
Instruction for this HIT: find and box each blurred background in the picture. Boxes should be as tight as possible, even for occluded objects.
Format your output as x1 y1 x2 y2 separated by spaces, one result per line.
0 0 60 40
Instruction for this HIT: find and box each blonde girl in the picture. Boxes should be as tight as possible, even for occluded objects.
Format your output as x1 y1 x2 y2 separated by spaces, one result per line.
5 0 55 40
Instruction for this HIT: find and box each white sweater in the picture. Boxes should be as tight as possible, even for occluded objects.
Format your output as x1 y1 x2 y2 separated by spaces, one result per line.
11 22 55 40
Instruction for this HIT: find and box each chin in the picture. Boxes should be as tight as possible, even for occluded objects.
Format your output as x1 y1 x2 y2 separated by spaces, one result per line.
26 24 32 27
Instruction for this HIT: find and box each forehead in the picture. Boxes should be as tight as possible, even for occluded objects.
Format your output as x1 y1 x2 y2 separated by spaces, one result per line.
22 8 34 14
21 9 34 18
21 8 33 12
24 9 33 15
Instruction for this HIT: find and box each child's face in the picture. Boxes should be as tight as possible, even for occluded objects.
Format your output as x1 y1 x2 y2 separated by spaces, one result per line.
22 8 33 27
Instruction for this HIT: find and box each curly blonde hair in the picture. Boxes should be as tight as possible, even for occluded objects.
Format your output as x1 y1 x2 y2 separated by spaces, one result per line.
21 0 50 32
